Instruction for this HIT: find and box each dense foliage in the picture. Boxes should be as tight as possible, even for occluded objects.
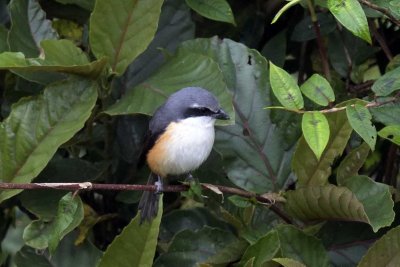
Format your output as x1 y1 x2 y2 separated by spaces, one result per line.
1 0 400 266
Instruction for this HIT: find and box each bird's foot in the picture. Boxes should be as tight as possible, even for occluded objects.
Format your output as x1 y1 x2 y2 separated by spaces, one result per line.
155 175 164 194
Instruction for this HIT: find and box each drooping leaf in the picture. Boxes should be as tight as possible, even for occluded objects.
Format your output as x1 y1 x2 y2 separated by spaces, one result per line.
273 258 306 267
185 0 235 25
378 125 400 145
48 193 84 253
358 226 400 267
342 175 394 232
301 112 330 160
293 110 353 186
0 79 98 202
346 104 376 150
8 0 58 57
104 52 234 124
300 74 335 106
97 196 163 267
271 0 302 24
269 61 304 110
89 0 164 75
0 39 107 81
371 66 400 96
327 0 371 44
336 142 370 185
285 185 370 224
154 226 240 267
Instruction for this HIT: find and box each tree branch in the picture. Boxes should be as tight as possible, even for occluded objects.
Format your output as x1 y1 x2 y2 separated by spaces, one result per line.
359 0 400 28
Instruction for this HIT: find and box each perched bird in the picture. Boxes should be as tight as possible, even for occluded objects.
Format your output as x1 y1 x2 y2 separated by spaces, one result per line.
138 87 230 222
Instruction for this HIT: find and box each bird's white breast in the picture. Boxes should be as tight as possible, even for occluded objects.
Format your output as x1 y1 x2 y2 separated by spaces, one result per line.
161 116 216 175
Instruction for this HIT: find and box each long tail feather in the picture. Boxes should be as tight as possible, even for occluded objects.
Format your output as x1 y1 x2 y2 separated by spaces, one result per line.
138 173 161 223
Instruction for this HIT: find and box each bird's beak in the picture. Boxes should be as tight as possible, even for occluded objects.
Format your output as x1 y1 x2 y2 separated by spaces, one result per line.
214 109 230 120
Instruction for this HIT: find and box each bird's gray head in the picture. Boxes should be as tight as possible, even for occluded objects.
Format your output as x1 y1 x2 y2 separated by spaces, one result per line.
161 87 230 121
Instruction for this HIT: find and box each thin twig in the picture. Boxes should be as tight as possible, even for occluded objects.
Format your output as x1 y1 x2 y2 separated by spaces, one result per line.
369 20 393 60
359 0 400 28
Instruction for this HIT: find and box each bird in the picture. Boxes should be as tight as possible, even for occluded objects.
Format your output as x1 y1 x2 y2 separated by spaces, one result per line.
138 87 230 223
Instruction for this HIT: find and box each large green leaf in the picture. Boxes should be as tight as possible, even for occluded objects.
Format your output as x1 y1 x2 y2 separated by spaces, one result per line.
293 110 353 186
285 185 369 224
8 0 58 57
378 125 400 145
177 37 296 192
327 0 371 44
300 74 335 106
154 226 240 267
273 258 306 267
343 175 394 232
0 40 107 81
269 61 304 110
105 52 234 123
301 112 330 160
185 0 235 25
0 79 98 202
370 100 400 125
97 196 163 267
346 104 376 150
358 226 400 267
371 66 400 96
89 0 164 75
336 142 370 185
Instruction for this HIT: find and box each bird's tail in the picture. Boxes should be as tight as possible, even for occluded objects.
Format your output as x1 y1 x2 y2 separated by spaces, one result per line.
138 172 161 223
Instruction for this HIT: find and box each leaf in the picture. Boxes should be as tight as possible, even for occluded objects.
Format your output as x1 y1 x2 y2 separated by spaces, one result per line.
300 74 335 106
271 0 302 24
0 39 108 81
269 61 304 110
176 37 296 192
105 52 234 124
285 185 370 224
89 0 164 75
378 125 400 145
240 230 280 267
154 226 240 267
48 193 84 253
327 0 371 44
346 104 376 150
343 175 394 232
291 13 336 42
336 142 370 185
371 66 400 96
302 112 330 160
358 226 400 267
0 25 8 53
370 100 400 125
0 79 98 202
185 0 235 25
14 246 52 267
97 196 163 267
293 110 353 186
273 258 306 267
8 0 58 57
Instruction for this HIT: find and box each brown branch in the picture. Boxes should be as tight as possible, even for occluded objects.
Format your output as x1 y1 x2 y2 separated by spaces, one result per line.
359 0 400 28
369 20 393 60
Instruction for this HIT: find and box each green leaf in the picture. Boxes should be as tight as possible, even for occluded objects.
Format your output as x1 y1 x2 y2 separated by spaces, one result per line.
47 193 84 253
89 0 164 75
185 0 235 25
8 0 58 57
371 66 400 96
285 185 370 224
370 100 400 125
154 226 240 267
0 40 107 81
0 79 98 202
378 125 400 145
343 175 394 232
269 61 304 110
293 110 353 186
336 142 370 185
98 196 163 267
359 226 400 267
271 0 302 24
104 52 234 125
346 104 377 150
300 74 335 106
273 258 306 267
302 112 330 160
0 25 8 53
240 230 280 267
14 246 52 267
291 13 336 42
327 0 371 44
